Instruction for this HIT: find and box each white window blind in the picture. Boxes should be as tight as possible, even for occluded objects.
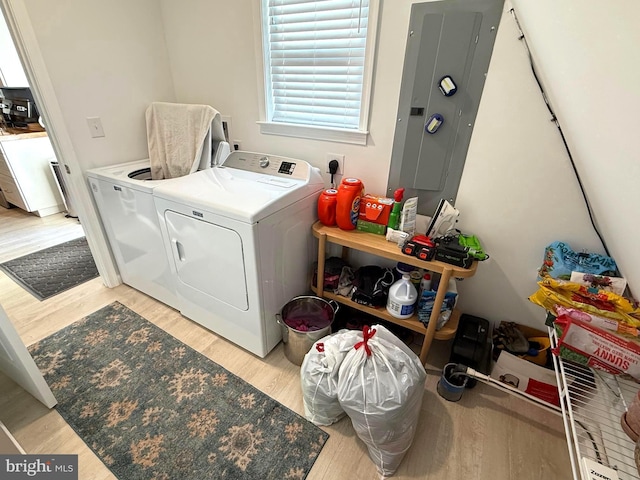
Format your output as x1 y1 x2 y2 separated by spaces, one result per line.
263 0 370 131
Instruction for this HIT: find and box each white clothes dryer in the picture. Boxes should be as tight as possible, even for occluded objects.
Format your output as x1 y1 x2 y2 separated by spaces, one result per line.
152 151 323 357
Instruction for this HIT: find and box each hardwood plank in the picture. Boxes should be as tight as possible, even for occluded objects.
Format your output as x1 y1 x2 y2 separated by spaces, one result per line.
0 207 84 263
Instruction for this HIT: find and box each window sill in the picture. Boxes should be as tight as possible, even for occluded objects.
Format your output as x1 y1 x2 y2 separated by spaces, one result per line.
257 121 368 146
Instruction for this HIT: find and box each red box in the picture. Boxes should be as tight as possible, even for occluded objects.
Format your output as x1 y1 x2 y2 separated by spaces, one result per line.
358 194 394 225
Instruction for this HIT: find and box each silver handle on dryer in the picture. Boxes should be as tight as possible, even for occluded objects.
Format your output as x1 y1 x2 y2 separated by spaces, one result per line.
172 239 185 262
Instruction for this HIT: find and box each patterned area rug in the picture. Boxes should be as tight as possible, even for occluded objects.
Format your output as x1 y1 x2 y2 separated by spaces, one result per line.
0 236 98 300
29 302 328 479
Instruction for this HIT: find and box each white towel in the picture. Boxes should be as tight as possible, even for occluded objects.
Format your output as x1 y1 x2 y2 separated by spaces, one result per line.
145 102 225 180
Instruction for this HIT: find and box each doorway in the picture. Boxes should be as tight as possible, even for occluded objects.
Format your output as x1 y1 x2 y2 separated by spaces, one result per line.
0 8 87 269
0 207 83 264
0 1 120 289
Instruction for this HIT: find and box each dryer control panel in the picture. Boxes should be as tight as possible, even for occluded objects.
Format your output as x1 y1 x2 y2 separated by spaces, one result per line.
220 151 315 181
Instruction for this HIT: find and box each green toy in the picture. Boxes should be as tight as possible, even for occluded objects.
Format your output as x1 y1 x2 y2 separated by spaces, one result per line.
457 234 489 260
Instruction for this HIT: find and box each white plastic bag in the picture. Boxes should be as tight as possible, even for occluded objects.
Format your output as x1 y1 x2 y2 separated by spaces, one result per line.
337 324 426 478
300 329 361 426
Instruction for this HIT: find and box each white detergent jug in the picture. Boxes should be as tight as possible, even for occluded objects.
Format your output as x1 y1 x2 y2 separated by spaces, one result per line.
386 274 418 319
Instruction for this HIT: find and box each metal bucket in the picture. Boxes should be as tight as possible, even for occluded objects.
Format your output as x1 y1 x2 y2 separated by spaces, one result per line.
276 296 339 366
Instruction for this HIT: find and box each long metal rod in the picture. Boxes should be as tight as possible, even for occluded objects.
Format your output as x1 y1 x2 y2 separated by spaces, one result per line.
550 340 581 480
460 366 562 417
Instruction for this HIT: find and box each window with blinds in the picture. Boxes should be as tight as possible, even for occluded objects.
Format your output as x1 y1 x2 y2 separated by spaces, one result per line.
261 0 375 140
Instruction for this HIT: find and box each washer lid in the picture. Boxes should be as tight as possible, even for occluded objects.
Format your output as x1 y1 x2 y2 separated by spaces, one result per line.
86 159 162 193
153 153 323 223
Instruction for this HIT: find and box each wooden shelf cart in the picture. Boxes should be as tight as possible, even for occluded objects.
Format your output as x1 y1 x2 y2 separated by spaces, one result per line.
312 222 478 364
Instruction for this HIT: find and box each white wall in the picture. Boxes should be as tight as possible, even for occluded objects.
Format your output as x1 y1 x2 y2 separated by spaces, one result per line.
159 0 260 158
452 5 602 328
511 0 640 301
160 0 410 195
0 9 28 85
21 0 176 169
10 0 633 331
160 0 603 329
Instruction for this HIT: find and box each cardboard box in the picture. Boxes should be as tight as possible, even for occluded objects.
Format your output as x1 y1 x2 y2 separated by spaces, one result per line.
492 350 559 407
358 194 394 225
356 219 386 235
496 321 550 366
491 322 558 407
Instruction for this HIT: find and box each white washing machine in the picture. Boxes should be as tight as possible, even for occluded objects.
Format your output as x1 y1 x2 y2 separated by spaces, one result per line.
152 151 323 357
87 159 183 309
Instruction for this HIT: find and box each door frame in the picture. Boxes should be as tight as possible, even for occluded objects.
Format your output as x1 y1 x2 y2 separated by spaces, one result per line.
0 304 56 409
0 0 119 287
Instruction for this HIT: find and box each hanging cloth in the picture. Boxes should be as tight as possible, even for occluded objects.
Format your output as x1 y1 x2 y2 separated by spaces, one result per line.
146 102 220 180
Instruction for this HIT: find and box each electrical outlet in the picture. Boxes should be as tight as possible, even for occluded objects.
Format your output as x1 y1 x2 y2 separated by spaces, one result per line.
325 153 345 174
232 140 242 151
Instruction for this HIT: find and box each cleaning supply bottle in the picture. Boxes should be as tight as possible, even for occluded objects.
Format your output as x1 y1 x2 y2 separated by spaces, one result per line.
387 187 405 230
410 270 423 291
399 197 418 237
394 262 415 281
317 189 338 226
336 177 364 230
420 272 432 293
386 274 418 319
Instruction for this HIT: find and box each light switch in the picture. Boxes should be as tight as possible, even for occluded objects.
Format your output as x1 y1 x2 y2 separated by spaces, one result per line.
86 117 105 138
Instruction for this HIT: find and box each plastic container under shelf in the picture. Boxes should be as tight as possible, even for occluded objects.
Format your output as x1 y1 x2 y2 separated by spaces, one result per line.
386 274 418 319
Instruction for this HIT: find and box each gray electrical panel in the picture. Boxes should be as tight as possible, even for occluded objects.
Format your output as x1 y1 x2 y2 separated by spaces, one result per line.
387 0 504 216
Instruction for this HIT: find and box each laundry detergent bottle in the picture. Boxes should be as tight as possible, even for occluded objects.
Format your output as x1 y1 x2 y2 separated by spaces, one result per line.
317 188 338 226
386 274 418 319
335 177 364 230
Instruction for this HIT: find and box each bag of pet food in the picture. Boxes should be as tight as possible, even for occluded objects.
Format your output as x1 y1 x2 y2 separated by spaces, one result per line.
337 325 426 478
538 241 617 280
556 306 639 338
529 277 640 328
569 271 627 296
300 329 361 426
553 314 640 379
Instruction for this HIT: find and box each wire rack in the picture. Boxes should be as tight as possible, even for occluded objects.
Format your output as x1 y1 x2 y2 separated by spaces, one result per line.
549 327 640 479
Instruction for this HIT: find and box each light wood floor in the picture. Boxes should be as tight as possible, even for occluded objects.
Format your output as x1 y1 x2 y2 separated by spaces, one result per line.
0 205 573 479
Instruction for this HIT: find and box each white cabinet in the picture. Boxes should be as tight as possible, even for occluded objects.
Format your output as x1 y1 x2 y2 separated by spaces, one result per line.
0 133 64 217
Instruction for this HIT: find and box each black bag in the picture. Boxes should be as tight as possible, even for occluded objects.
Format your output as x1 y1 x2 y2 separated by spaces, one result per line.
350 265 394 307
434 246 474 268
313 257 349 291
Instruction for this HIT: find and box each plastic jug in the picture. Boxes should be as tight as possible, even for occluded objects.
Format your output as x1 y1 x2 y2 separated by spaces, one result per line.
420 273 432 293
335 177 364 230
386 274 418 319
317 188 338 226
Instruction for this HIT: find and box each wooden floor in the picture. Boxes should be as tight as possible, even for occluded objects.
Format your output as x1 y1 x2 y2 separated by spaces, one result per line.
0 205 573 479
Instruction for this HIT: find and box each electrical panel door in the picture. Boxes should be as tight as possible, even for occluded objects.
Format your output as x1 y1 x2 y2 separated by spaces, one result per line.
388 0 504 216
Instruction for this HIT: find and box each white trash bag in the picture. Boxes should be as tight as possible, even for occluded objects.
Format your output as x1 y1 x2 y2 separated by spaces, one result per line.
337 324 426 478
300 329 361 426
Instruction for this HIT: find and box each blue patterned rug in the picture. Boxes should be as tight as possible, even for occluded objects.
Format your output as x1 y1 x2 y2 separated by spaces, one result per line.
0 237 98 300
29 302 328 479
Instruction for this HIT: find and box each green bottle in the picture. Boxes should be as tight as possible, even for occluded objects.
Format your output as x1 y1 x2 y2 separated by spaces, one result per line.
387 188 405 230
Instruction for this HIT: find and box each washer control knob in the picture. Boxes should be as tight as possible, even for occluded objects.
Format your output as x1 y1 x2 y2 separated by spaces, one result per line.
259 156 270 168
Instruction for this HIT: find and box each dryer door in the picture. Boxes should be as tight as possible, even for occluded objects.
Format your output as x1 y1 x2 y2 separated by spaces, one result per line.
164 210 249 311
